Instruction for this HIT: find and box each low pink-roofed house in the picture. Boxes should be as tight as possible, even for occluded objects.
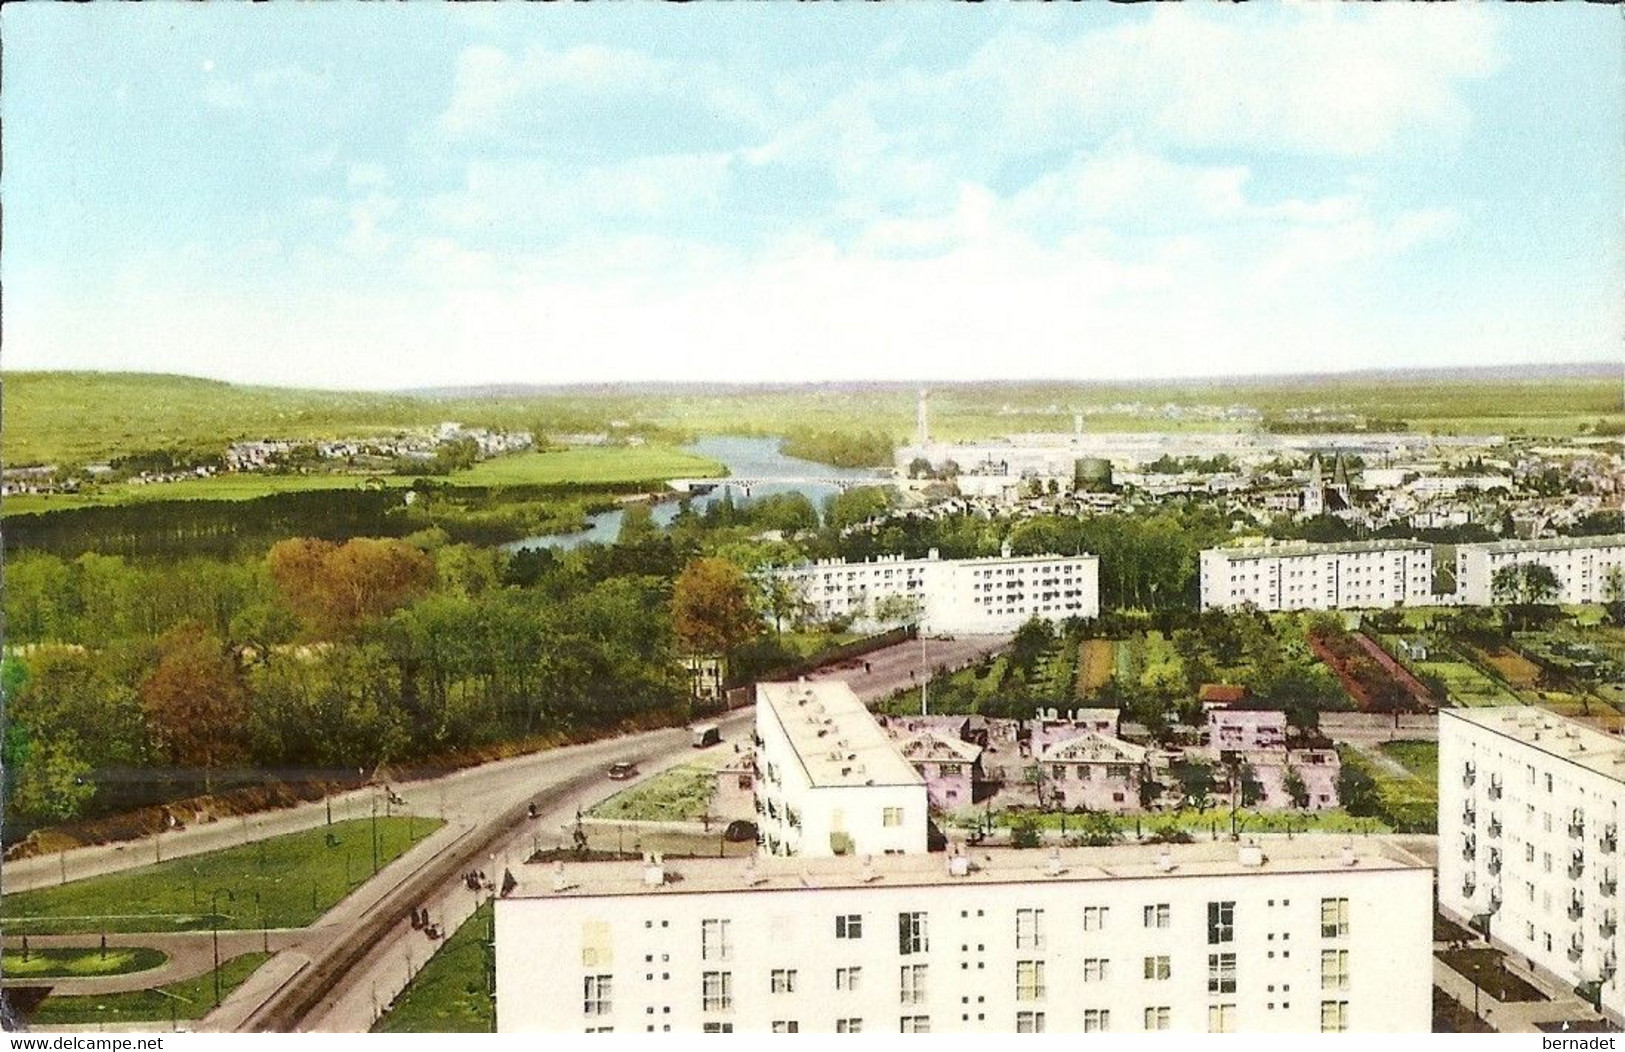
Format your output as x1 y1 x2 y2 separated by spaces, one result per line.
1234 748 1341 810
1208 708 1288 751
896 732 983 810
1037 733 1149 812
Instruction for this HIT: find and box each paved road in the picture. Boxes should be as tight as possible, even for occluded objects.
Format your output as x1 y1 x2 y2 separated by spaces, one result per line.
808 633 1011 705
208 707 755 1033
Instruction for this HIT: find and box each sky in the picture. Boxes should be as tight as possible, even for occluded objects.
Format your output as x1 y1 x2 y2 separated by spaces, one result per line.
3 5 1621 389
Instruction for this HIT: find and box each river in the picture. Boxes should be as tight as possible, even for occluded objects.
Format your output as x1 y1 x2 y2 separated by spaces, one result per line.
504 435 889 552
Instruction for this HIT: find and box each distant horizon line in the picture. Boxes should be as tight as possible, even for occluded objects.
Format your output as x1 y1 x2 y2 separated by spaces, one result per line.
3 358 1619 397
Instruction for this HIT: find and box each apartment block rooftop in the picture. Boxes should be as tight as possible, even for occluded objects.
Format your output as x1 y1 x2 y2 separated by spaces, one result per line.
1209 539 1432 560
758 679 923 790
1444 706 1625 784
789 548 1096 570
514 838 1426 901
1460 533 1625 554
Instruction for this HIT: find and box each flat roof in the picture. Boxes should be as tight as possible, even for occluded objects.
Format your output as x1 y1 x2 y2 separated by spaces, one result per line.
785 551 1097 571
1208 539 1431 560
1443 707 1625 784
758 680 924 790
508 838 1425 902
1457 534 1625 555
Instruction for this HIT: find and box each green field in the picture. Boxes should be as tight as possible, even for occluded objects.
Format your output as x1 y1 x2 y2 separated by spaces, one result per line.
22 952 272 1026
0 946 168 979
2 444 725 515
1378 740 1440 783
373 902 493 1033
1340 746 1437 833
6 369 1619 470
1 817 442 934
588 764 719 823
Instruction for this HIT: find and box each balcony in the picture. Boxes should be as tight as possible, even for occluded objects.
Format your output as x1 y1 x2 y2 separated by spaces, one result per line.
1463 766 1477 789
1569 942 1585 963
1463 807 1477 826
1488 852 1502 876
1490 887 1503 909
1571 856 1586 880
1601 916 1617 940
1462 839 1477 863
1603 877 1618 898
1572 818 1587 840
1488 819 1503 840
1603 826 1618 855
1462 878 1478 898
1488 781 1503 801
1570 899 1586 922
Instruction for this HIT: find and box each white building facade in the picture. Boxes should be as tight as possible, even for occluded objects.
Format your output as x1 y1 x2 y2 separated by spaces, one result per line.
495 840 1433 1034
1199 540 1437 612
1439 708 1624 1023
754 680 928 858
1454 534 1625 607
772 549 1100 634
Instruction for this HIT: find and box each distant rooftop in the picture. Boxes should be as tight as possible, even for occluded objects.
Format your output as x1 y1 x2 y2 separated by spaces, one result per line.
1457 534 1625 555
785 549 1098 571
758 680 923 790
511 838 1425 902
1444 707 1625 784
1209 539 1431 559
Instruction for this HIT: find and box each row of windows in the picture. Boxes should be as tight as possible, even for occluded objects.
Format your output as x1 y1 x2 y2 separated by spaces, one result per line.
595 1003 1350 1034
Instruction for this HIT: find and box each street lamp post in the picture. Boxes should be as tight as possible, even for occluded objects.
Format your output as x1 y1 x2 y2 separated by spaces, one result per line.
254 890 266 953
210 888 235 1006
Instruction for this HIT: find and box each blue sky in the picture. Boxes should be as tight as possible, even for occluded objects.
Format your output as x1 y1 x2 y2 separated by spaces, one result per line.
3 4 1620 389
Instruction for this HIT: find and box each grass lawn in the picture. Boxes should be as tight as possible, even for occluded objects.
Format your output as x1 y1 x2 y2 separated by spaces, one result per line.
1077 640 1114 698
1379 740 1439 783
1340 746 1437 833
374 902 492 1033
1 817 443 935
23 952 272 1025
452 445 724 486
588 765 718 823
0 946 167 979
1410 643 1519 707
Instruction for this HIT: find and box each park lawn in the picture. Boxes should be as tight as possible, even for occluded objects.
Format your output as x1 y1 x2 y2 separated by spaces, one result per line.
453 445 724 486
1077 640 1115 698
1414 651 1519 707
588 765 718 823
0 946 167 979
1378 740 1439 784
1 473 411 514
1340 747 1437 833
22 952 272 1026
0 817 442 935
374 902 492 1033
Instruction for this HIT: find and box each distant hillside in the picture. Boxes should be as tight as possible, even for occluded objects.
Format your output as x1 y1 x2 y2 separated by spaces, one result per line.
3 364 1621 468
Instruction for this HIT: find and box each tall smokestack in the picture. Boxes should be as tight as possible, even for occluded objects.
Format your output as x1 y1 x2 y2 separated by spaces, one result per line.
917 389 930 447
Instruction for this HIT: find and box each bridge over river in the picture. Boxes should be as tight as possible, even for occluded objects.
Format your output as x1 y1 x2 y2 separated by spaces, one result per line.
668 475 884 494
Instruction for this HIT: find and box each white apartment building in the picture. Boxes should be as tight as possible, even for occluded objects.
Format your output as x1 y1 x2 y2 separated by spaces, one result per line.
754 680 927 858
494 839 1433 1034
772 548 1099 635
1199 540 1437 612
1454 534 1625 607
1439 708 1624 1024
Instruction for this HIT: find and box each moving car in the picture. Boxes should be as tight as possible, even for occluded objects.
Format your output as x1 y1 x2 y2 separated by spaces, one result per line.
606 761 638 780
690 723 722 748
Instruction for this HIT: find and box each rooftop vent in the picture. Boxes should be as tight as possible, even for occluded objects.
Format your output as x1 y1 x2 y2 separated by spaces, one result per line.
1238 843 1265 868
642 852 666 888
1340 844 1358 867
1044 848 1066 877
948 851 971 878
1156 850 1176 874
551 860 575 893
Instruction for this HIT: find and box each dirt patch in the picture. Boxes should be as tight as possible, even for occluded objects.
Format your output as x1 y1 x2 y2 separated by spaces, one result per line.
1437 948 1549 1003
1433 988 1495 1033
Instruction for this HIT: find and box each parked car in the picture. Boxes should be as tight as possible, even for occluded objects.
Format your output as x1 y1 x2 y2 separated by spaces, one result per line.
607 762 638 781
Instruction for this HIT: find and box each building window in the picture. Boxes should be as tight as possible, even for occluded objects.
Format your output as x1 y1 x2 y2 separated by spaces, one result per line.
899 1016 930 1033
1208 953 1237 994
1016 1011 1046 1033
836 1019 862 1033
1144 1007 1172 1031
771 968 798 994
702 1022 733 1034
771 1021 799 1033
877 949 923 1004
1208 901 1235 944
701 971 732 1013
1083 958 1110 982
1083 906 1110 931
1321 1001 1349 1033
1144 955 1171 981
1321 950 1349 991
836 914 863 940
583 975 612 1017
1320 898 1349 938
1016 960 1046 1001
899 912 928 955
1208 1004 1236 1033
836 966 861 991
1016 908 1045 950
1143 903 1171 929
701 919 732 961
1083 1009 1111 1032
883 807 904 828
